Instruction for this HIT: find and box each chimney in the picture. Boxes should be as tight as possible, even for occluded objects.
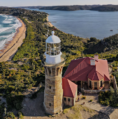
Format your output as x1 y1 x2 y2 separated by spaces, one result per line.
90 59 95 66
94 55 98 61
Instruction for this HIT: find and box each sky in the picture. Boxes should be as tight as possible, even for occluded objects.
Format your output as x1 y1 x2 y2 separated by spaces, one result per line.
1 0 118 7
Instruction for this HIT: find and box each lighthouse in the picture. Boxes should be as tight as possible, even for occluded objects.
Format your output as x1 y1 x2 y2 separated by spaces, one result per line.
43 31 65 114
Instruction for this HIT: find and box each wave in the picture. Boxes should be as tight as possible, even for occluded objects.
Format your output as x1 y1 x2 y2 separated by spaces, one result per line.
2 20 12 24
0 15 22 50
0 27 12 34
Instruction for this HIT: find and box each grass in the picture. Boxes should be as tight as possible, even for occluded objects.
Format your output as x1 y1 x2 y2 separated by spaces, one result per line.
63 104 96 119
63 108 70 114
62 104 98 119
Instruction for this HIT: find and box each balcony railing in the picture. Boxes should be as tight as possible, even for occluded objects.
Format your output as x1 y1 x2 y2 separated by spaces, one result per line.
40 53 66 67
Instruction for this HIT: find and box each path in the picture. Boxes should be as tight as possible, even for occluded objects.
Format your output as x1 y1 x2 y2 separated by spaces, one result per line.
77 94 118 119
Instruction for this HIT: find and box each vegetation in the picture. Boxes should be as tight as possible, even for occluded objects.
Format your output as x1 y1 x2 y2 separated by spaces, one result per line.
99 87 118 107
0 6 118 118
0 7 86 118
0 103 5 118
39 5 96 11
63 104 107 119
82 95 86 99
4 112 15 119
18 112 24 119
90 5 118 11
26 5 118 11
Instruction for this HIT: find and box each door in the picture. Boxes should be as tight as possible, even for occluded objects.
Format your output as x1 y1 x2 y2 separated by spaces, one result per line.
89 81 91 88
94 82 97 89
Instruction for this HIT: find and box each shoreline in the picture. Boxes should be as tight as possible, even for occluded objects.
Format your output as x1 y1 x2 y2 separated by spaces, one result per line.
46 15 67 34
46 15 53 27
0 17 26 62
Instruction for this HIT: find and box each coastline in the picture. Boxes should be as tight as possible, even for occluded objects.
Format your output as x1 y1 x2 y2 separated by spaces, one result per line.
46 15 53 27
46 15 67 34
0 17 26 62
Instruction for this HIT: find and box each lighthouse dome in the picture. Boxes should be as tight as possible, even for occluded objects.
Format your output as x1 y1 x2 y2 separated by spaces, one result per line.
46 31 61 43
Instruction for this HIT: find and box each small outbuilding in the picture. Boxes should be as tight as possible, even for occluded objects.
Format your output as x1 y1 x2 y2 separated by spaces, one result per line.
62 77 78 106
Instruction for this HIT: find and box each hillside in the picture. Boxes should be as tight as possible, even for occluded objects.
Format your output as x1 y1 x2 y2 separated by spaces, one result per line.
90 5 118 11
85 34 118 54
39 5 97 11
0 7 118 118
38 5 118 11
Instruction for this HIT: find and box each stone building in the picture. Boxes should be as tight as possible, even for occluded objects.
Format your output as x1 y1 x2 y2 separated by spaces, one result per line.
63 55 111 90
42 31 110 115
62 77 78 106
43 31 65 115
43 31 78 115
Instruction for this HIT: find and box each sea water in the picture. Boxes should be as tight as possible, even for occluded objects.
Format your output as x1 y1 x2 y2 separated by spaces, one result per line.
0 14 22 50
27 9 118 40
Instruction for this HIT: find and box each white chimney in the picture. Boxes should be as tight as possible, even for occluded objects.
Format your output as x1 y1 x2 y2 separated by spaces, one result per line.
94 55 98 61
90 59 95 66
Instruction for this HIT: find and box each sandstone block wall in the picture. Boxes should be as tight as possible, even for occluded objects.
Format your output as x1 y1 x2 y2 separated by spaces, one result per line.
44 63 64 114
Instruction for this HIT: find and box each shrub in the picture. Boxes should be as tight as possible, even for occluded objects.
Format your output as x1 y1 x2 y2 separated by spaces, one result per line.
18 112 24 119
82 95 86 99
89 100 93 102
4 112 15 119
63 108 70 114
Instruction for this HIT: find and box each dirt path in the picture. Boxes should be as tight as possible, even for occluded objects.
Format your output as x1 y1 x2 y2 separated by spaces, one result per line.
77 94 118 119
21 92 109 119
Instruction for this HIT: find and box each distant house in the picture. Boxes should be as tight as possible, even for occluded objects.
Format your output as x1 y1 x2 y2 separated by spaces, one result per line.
63 55 110 91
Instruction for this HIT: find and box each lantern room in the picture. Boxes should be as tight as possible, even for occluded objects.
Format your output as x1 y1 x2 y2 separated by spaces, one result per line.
45 31 62 65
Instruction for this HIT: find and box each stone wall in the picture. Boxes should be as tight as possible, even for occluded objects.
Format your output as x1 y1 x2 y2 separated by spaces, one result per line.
44 63 64 115
112 76 118 90
88 79 104 90
63 89 78 106
81 88 110 94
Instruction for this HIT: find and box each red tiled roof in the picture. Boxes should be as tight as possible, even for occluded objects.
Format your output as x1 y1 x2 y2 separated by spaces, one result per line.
88 68 104 80
64 57 110 81
62 78 77 98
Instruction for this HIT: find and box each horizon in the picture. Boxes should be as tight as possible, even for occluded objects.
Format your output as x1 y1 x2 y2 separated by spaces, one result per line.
2 4 118 7
1 0 118 7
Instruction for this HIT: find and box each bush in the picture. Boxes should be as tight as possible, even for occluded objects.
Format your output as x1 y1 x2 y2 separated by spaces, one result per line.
18 112 24 119
82 95 86 99
89 100 93 102
6 95 24 110
4 112 15 119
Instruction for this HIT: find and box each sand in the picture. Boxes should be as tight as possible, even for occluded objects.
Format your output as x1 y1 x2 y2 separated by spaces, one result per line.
46 15 66 34
46 15 53 27
0 17 26 62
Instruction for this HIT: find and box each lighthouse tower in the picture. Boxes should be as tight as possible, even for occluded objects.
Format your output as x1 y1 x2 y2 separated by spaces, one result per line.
43 31 65 114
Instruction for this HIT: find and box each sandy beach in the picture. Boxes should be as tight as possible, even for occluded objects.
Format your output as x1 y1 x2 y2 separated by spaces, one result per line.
46 15 53 27
0 17 26 62
46 15 66 35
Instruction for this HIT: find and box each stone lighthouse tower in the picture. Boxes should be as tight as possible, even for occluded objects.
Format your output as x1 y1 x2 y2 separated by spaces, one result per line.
43 31 65 115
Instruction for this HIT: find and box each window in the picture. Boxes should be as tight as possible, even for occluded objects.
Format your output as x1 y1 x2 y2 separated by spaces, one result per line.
100 81 102 87
64 98 66 101
49 103 51 106
89 81 91 88
68 98 70 102
49 86 51 89
46 43 60 56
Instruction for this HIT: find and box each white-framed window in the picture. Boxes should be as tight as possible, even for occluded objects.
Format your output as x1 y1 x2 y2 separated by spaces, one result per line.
46 43 61 55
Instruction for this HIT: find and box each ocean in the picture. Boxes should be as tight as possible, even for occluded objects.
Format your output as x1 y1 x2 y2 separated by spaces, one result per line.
0 14 22 50
28 9 118 40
